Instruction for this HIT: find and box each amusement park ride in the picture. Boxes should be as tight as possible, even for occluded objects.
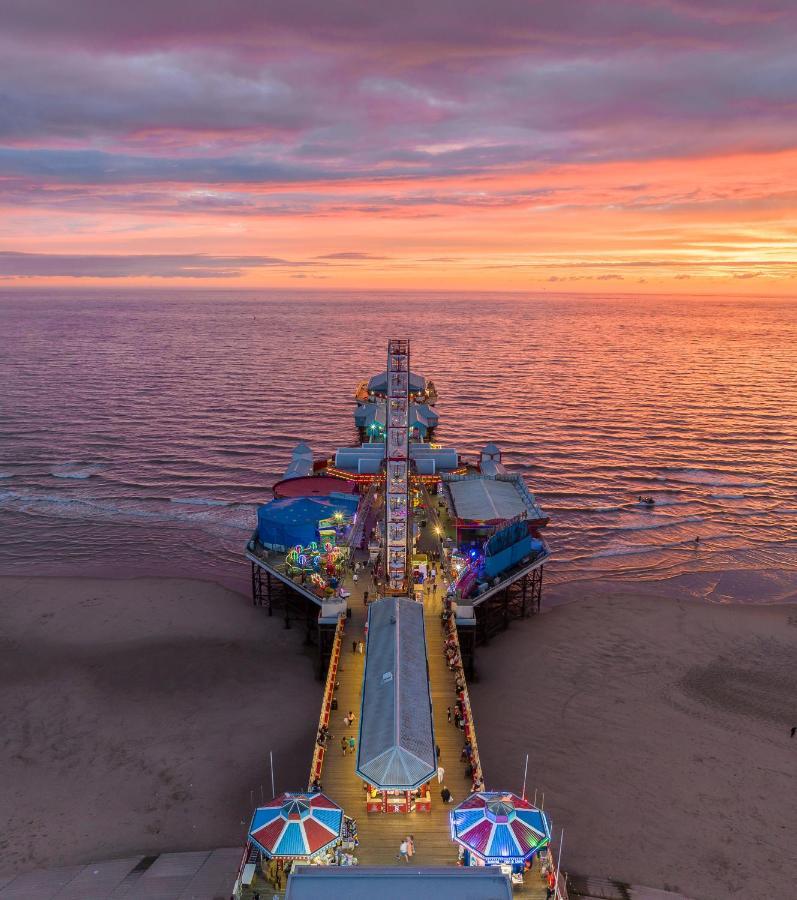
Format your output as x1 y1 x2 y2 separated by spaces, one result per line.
385 339 411 594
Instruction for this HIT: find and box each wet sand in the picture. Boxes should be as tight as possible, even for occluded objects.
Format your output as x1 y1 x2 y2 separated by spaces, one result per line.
0 576 318 875
1 575 795 900
471 584 797 900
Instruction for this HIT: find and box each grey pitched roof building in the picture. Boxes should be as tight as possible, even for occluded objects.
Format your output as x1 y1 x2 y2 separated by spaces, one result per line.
286 865 513 899
356 597 437 790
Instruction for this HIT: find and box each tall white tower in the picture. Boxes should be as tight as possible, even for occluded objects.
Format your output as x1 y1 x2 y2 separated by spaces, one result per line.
384 339 410 594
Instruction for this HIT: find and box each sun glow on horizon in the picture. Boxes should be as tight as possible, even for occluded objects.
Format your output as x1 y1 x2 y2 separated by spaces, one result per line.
1 3 796 295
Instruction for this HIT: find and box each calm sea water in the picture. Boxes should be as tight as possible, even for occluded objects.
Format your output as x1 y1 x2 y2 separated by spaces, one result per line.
1 291 796 600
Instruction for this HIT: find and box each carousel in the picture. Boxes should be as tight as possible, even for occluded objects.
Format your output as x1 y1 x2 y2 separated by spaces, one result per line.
450 791 550 878
236 791 357 896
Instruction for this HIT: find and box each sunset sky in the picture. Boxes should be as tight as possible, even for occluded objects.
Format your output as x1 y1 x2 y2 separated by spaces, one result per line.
1 0 796 292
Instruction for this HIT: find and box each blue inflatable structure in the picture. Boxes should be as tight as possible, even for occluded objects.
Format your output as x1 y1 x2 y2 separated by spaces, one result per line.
256 493 359 551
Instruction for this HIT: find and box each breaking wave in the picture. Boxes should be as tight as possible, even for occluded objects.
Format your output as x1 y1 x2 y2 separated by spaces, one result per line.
50 463 101 480
657 468 765 488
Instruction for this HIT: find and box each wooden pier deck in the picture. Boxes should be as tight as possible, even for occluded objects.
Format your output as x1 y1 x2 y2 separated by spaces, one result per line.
321 576 466 867
243 528 553 897
314 564 550 897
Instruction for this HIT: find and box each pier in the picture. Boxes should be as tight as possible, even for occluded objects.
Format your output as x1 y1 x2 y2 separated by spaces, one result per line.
239 549 556 898
235 341 565 899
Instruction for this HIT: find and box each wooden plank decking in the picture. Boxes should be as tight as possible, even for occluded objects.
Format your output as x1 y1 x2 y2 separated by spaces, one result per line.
314 563 550 897
321 575 468 867
242 519 553 898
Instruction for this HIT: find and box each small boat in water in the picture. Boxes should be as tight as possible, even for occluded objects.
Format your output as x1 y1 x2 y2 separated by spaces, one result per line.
638 495 655 506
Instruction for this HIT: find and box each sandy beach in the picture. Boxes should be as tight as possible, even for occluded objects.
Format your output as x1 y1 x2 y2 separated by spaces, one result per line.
471 583 797 900
1 575 795 900
0 576 319 876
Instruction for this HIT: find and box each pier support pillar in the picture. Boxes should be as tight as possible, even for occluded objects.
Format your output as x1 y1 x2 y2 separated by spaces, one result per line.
251 562 269 608
318 622 337 681
457 623 477 682
531 566 543 613
303 595 316 646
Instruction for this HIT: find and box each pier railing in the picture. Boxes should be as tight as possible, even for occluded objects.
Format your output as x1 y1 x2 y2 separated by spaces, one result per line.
443 611 484 790
308 614 345 789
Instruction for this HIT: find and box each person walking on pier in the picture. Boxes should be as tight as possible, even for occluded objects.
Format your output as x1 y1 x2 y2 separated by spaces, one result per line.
348 735 356 753
407 835 415 858
437 764 445 783
440 785 452 804
447 706 452 724
341 736 348 756
397 839 409 862
358 640 364 654
352 639 357 654
363 590 369 606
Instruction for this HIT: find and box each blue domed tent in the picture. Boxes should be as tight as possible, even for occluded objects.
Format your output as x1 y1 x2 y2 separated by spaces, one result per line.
256 493 359 551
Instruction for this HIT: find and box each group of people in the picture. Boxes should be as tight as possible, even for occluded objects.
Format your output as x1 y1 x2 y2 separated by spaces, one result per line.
443 634 461 672
316 724 331 748
396 834 416 862
441 599 483 795
331 708 356 755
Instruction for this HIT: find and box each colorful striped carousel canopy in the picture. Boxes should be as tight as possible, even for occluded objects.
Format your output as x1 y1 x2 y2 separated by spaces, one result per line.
248 792 343 859
450 791 550 864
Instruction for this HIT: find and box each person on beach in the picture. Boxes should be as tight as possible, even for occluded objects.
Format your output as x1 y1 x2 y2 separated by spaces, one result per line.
437 764 445 783
341 736 348 756
397 839 409 862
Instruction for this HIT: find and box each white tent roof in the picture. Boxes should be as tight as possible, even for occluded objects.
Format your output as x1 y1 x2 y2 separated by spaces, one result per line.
448 477 526 522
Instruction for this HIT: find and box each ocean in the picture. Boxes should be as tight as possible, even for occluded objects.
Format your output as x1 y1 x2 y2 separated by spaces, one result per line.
1 290 796 601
